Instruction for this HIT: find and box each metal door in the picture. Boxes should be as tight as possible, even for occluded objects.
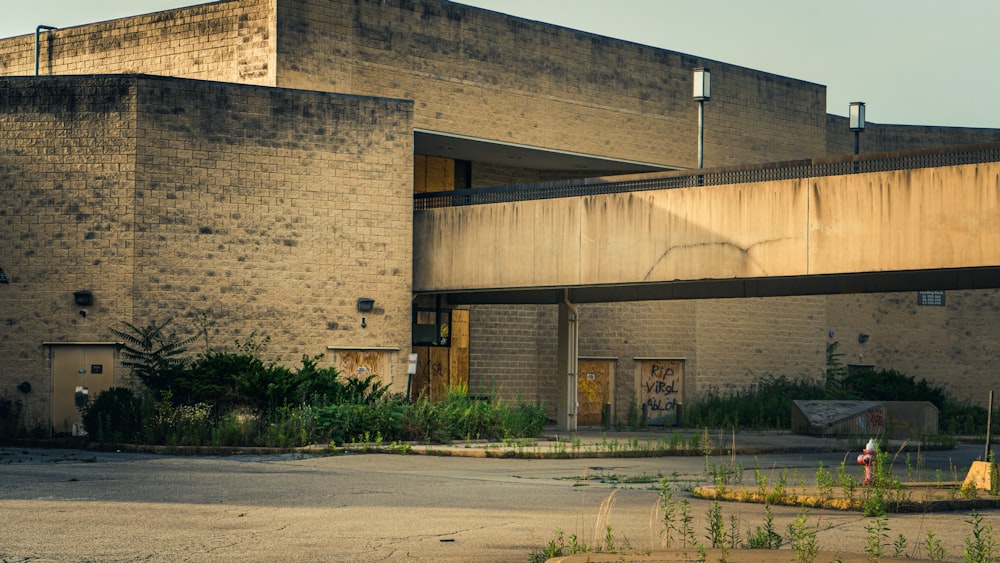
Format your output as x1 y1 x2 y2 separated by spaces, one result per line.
50 345 117 434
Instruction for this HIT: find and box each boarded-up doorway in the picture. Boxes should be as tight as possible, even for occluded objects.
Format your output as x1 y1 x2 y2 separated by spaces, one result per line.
636 358 684 426
329 349 394 388
412 309 469 402
577 359 614 426
50 344 118 434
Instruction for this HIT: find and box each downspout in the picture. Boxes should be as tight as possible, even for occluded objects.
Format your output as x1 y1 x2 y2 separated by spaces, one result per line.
35 25 58 76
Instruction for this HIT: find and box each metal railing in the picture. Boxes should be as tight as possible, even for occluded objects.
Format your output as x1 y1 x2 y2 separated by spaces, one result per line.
414 142 1000 210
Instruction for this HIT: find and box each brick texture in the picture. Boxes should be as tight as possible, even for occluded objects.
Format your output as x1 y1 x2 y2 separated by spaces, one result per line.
2 0 1000 426
0 75 413 425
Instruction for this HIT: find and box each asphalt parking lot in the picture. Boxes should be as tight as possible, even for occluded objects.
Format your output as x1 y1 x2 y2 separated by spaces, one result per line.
0 433 995 562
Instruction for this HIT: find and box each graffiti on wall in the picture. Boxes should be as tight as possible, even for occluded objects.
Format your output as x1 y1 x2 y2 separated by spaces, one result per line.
638 360 683 422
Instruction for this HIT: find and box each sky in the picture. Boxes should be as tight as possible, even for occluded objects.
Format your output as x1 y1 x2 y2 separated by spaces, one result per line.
2 0 997 129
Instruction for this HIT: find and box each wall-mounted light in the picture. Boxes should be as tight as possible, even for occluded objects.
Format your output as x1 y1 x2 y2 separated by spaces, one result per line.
693 67 711 169
0 267 8 284
849 101 866 155
357 298 374 312
858 333 870 344
73 290 93 306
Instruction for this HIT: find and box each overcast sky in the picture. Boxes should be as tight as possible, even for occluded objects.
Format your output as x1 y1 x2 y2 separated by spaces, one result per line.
2 0 997 128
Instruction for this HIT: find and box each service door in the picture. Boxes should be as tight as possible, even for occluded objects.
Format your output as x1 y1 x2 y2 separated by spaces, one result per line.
51 344 117 434
577 359 614 426
636 358 684 426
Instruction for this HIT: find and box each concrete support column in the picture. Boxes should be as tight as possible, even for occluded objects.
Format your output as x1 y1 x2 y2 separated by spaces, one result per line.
556 297 579 431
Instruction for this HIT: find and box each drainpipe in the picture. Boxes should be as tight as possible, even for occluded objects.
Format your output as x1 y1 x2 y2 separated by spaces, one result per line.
35 25 58 76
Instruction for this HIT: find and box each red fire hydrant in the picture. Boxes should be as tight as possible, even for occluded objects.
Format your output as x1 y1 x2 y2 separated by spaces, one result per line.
856 438 876 485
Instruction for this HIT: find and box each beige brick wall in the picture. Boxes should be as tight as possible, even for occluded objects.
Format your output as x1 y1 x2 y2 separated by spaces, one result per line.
0 75 414 427
468 305 557 402
3 0 999 424
826 114 1000 157
275 0 827 169
0 77 139 425
827 290 1000 407
473 297 828 422
694 297 827 392
0 0 275 85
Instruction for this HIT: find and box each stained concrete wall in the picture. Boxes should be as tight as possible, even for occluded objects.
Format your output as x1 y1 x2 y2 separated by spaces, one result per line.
0 75 413 426
428 160 1000 413
415 161 1000 292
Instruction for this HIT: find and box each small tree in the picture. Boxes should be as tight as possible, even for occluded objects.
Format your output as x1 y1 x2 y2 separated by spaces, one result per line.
111 319 200 392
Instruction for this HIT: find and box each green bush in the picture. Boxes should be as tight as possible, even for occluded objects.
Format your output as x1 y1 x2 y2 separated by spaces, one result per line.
684 365 989 434
81 387 144 442
0 390 23 438
97 318 548 447
683 375 840 429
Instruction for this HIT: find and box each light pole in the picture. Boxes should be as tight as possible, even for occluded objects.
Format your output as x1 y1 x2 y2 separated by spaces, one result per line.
849 101 866 155
693 67 711 169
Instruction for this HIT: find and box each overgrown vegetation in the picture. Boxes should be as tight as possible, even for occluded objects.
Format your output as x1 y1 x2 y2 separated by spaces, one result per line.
532 476 999 561
74 319 546 447
683 341 989 434
0 390 23 437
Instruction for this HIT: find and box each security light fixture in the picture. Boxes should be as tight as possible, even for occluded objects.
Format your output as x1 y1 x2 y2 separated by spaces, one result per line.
73 290 93 306
849 102 866 131
849 101 866 156
693 68 711 169
357 298 375 312
692 67 711 101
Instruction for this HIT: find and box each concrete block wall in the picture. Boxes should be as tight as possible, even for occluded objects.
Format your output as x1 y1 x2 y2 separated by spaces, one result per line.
826 290 1000 407
276 0 828 169
472 296 828 422
0 77 139 425
468 305 558 407
826 115 1000 157
578 301 698 413
0 0 275 85
0 75 414 427
694 296 827 392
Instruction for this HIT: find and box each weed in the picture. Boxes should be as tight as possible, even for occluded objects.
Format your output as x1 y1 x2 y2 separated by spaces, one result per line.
893 533 908 558
925 530 946 561
964 511 997 563
706 500 724 548
659 479 677 547
815 461 835 499
528 528 589 563
838 457 857 503
679 499 697 548
726 513 741 549
864 516 889 561
746 504 782 549
787 509 819 563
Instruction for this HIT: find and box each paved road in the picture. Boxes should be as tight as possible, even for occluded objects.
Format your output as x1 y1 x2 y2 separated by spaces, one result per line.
0 442 995 562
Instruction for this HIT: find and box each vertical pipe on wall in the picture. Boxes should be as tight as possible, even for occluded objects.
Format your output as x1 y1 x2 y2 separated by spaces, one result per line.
35 25 58 76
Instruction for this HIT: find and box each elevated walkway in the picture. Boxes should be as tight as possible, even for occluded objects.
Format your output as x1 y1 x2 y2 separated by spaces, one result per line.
414 143 1000 304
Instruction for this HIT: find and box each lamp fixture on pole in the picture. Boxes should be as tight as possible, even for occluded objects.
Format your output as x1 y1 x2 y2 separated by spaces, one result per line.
849 101 865 155
693 67 711 169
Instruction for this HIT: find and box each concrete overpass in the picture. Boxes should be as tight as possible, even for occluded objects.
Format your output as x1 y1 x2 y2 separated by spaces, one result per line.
413 143 1000 429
